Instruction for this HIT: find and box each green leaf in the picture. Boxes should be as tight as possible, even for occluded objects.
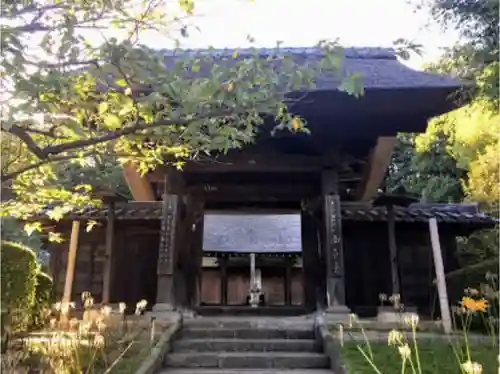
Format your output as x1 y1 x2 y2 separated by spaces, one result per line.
338 73 364 97
24 222 42 236
104 114 121 129
192 60 201 73
48 232 64 243
115 79 127 87
99 102 109 115
46 206 65 221
86 220 98 232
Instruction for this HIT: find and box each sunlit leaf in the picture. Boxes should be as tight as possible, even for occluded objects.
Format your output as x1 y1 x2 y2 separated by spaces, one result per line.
86 220 98 232
48 232 64 243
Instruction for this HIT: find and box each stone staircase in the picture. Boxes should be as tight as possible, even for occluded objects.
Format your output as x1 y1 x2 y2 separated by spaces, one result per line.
161 316 334 373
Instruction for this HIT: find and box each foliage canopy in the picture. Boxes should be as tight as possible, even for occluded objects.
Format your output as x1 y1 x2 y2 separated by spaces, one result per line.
1 0 362 238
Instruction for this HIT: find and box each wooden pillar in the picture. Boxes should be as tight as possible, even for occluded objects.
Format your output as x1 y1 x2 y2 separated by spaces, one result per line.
284 259 292 305
387 204 401 296
154 192 178 311
62 220 81 305
220 256 228 305
429 218 452 333
322 169 350 315
300 207 320 310
191 199 205 307
102 202 116 304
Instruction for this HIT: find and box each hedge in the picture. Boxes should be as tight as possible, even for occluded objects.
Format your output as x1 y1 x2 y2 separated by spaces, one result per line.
31 272 54 329
446 258 499 332
1 241 39 334
446 258 499 303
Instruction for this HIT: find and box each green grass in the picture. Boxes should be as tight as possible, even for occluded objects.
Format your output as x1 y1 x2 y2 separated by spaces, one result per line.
342 341 498 374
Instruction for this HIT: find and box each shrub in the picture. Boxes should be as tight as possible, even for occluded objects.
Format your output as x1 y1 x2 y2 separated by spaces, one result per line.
31 272 54 329
447 259 499 302
1 241 39 334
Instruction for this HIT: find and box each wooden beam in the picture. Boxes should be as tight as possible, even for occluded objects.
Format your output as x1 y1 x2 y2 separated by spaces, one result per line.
149 154 326 175
429 218 452 333
284 260 292 305
387 204 400 295
220 257 228 305
357 136 397 201
101 202 116 304
189 183 318 198
122 162 155 201
62 220 80 305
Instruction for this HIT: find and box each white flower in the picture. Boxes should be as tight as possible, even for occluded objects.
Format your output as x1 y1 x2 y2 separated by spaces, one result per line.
101 306 112 317
348 313 358 328
461 360 483 374
94 334 105 348
119 302 127 314
403 313 419 328
398 344 411 360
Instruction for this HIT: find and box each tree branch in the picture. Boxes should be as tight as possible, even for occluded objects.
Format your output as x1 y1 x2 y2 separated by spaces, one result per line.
1 151 95 183
40 110 232 157
8 124 46 159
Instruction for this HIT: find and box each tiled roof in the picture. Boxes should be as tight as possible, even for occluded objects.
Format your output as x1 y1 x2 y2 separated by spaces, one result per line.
99 46 465 92
54 201 496 226
342 205 496 225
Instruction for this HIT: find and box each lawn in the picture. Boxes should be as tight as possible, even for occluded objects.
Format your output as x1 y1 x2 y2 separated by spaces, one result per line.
342 341 498 374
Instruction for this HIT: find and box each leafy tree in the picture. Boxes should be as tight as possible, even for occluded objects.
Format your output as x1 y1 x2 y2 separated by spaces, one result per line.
387 0 499 265
1 0 363 238
384 133 466 203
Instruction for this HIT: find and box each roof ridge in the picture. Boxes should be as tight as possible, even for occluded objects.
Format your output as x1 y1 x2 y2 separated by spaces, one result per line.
155 46 397 60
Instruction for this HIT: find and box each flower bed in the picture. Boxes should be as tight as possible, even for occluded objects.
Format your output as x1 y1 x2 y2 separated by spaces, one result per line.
1 293 165 374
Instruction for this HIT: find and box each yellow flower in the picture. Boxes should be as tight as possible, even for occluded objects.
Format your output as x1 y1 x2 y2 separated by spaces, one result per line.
291 117 301 130
461 296 488 312
387 329 404 346
398 344 411 360
97 320 107 332
461 360 483 374
69 318 79 329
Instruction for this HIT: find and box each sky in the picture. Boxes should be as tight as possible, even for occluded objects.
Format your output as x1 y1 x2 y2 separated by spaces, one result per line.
136 0 461 69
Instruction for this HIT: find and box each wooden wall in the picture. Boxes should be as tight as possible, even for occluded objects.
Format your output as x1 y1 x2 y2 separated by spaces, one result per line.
200 265 304 306
48 221 160 309
343 221 457 317
49 227 108 303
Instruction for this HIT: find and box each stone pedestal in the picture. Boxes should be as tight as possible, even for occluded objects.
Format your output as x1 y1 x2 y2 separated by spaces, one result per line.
376 306 400 323
149 304 181 324
376 306 418 324
324 305 351 323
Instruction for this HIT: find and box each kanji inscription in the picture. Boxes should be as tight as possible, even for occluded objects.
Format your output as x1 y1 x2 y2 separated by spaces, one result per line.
325 194 344 277
157 194 178 275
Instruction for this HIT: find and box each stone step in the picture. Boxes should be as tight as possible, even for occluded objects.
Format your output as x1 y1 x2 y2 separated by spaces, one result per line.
165 352 329 369
181 328 315 340
161 370 334 374
184 316 315 330
173 338 319 352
